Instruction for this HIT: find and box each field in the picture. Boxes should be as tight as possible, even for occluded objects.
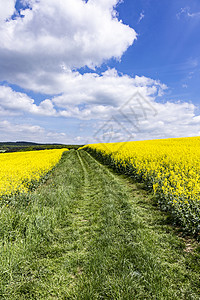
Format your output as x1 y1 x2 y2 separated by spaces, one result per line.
0 146 200 298
0 142 82 153
0 148 68 198
81 137 200 234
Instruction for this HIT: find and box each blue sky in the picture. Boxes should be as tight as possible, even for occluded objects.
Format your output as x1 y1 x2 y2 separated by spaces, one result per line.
99 0 200 104
0 0 200 144
116 0 200 104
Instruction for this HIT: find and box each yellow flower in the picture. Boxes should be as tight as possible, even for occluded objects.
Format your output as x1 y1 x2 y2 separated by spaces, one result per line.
0 148 68 197
82 136 200 215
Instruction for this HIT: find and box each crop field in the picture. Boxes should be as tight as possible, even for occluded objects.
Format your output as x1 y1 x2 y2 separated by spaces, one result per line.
0 147 200 299
0 148 68 198
81 137 200 234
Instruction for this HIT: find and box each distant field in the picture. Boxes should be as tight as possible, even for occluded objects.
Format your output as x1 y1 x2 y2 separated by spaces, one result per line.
81 136 200 234
0 142 82 153
0 148 68 198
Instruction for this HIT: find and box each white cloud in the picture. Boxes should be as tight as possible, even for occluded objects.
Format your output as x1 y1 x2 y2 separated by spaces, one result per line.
0 86 56 116
50 68 167 120
138 11 145 24
188 12 200 18
0 69 166 119
0 1 199 144
1 69 200 143
188 115 200 124
0 120 68 143
0 0 15 22
177 7 200 19
90 103 200 143
0 0 136 88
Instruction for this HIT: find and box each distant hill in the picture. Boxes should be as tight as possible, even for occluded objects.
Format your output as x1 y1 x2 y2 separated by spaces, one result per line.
0 141 37 147
0 142 83 153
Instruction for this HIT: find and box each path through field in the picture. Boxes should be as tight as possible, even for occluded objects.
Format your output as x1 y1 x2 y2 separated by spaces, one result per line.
1 150 200 299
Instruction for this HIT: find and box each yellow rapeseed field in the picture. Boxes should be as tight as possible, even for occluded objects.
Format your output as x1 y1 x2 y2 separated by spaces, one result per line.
0 148 68 197
81 137 200 232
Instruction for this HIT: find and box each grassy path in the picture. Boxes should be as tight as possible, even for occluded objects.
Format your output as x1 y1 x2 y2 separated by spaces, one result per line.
0 150 200 299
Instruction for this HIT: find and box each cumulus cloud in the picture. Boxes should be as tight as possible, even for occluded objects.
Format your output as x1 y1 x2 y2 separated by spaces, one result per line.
0 68 167 120
51 68 167 119
0 86 56 116
1 69 200 143
0 68 166 120
0 0 136 88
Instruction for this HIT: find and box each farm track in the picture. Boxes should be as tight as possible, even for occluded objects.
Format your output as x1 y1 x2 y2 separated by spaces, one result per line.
1 150 200 299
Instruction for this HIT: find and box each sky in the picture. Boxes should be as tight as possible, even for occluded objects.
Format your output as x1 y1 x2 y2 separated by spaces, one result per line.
0 0 200 144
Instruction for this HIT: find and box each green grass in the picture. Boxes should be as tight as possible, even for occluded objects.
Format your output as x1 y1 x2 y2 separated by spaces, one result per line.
0 150 199 299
